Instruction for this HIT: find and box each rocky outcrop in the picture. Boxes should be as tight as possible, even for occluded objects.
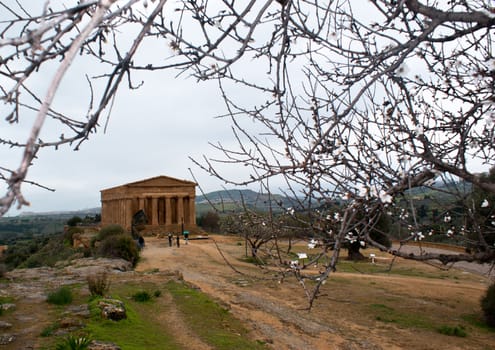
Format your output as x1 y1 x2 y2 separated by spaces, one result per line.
98 299 126 321
1 257 134 348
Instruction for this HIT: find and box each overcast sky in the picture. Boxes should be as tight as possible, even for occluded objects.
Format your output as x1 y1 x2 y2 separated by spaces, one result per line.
0 1 289 217
2 64 249 216
2 1 492 216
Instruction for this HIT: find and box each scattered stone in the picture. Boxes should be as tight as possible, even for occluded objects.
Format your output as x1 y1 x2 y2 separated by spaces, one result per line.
234 279 250 287
58 317 84 329
0 334 15 345
1 303 15 311
98 299 126 321
88 340 122 350
64 304 91 318
0 320 12 329
62 258 133 275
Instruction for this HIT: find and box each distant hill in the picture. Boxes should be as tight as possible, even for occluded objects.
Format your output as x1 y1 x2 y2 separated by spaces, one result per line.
8 180 472 219
19 207 101 217
6 190 295 218
196 189 296 214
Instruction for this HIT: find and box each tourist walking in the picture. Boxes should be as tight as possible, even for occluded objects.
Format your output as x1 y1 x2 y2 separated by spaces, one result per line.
168 233 173 247
176 235 180 248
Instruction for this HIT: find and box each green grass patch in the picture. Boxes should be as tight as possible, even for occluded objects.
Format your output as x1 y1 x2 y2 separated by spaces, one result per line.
461 314 495 332
437 325 467 337
166 280 266 350
40 322 61 337
47 286 73 305
131 291 152 302
0 296 14 304
84 295 181 350
336 259 464 280
370 303 394 312
240 256 266 266
371 303 434 329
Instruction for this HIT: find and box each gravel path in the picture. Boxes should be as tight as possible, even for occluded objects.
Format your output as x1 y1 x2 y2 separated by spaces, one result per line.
393 244 495 278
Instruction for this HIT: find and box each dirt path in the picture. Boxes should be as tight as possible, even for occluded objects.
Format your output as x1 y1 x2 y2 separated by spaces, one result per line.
1 236 493 349
136 237 352 350
135 236 494 350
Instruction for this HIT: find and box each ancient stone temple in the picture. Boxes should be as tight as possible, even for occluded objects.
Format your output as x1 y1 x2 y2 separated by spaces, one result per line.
100 175 197 233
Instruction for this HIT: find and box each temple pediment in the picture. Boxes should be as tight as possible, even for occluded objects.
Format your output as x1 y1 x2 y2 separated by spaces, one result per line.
101 175 196 193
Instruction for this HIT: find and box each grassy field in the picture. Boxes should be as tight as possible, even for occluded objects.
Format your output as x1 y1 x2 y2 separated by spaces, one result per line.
2 235 493 350
37 278 267 350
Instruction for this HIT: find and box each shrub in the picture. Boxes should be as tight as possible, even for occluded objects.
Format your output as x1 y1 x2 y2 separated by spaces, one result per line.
132 290 152 302
55 335 92 350
64 226 84 246
97 224 125 241
153 290 162 298
66 216 83 227
199 211 220 232
437 325 467 337
98 234 139 267
47 286 73 305
19 234 75 268
87 272 110 297
481 283 495 328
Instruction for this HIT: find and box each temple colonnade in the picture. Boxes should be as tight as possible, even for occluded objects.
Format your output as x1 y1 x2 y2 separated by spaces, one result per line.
100 176 197 233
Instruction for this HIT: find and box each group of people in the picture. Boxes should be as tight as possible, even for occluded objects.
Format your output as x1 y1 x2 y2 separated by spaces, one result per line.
167 231 189 247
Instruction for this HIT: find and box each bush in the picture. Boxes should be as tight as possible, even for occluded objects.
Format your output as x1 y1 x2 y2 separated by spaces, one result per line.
47 286 73 305
199 211 220 232
87 272 110 297
98 234 139 267
437 325 467 337
66 216 83 227
132 290 152 302
481 283 495 328
64 226 83 246
97 224 125 241
19 234 75 268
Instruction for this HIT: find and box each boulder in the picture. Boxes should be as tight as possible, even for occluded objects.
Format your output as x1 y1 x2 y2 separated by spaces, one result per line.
98 299 126 321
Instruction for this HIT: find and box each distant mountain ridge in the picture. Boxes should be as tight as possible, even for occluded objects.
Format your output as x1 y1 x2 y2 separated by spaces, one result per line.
11 190 294 217
12 180 472 218
196 189 297 212
19 207 101 217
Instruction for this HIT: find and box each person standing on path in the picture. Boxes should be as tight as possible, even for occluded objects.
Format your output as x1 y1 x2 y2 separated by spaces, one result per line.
176 235 180 248
168 233 173 247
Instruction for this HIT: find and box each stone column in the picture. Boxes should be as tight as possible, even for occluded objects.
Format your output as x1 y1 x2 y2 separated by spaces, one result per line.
151 197 158 226
125 198 133 230
189 196 196 226
165 196 172 226
101 201 108 226
177 196 184 226
138 197 145 210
